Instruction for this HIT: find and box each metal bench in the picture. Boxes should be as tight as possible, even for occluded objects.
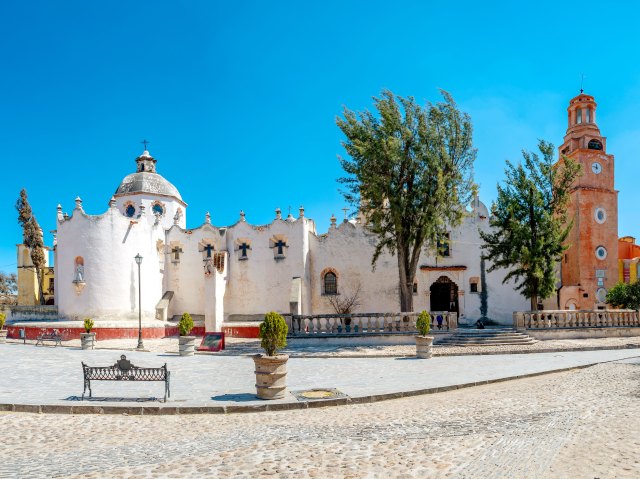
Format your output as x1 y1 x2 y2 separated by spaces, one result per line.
81 355 170 402
35 329 63 347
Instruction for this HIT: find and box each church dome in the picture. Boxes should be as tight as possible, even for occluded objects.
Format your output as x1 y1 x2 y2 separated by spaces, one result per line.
114 150 183 201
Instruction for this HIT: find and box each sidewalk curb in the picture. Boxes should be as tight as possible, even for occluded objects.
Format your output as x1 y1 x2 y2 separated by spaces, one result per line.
2 354 638 415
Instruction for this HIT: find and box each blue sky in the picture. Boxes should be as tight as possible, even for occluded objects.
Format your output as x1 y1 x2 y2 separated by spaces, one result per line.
1 1 639 272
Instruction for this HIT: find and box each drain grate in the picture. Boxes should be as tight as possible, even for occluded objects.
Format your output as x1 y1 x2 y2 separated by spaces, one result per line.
291 388 349 402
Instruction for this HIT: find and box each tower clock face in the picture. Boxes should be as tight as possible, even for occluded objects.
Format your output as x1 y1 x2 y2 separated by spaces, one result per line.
591 162 602 174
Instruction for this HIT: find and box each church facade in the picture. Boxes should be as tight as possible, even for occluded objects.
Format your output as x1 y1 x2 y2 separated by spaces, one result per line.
48 148 528 332
25 91 624 332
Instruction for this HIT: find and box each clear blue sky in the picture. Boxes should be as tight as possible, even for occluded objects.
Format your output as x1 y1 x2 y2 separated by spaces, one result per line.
1 1 639 272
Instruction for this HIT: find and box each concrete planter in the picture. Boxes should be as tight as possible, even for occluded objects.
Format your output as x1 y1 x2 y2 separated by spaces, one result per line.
416 335 434 359
253 354 288 400
0 330 6 344
178 336 196 356
80 332 95 350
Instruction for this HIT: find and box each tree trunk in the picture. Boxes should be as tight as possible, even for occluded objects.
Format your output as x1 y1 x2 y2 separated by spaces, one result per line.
35 268 44 305
530 294 538 312
397 247 414 312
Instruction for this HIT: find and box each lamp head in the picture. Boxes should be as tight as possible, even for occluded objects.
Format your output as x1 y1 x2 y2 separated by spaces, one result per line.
134 253 143 265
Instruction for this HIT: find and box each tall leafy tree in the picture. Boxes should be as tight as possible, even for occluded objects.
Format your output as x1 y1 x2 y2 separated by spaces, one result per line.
480 141 581 310
337 90 476 312
16 189 46 304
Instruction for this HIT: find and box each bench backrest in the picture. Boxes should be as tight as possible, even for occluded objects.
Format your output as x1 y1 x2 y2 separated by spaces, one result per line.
82 355 168 381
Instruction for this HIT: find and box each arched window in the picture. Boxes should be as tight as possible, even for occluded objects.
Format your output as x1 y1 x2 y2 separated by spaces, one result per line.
323 272 337 295
125 204 136 217
576 108 583 124
152 203 165 216
588 139 603 150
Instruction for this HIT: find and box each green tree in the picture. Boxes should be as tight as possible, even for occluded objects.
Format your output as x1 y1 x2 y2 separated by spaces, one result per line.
16 189 46 305
337 90 476 312
606 282 640 310
480 140 581 311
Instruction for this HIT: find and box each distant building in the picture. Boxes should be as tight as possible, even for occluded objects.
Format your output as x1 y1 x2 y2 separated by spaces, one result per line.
618 236 640 284
16 243 54 306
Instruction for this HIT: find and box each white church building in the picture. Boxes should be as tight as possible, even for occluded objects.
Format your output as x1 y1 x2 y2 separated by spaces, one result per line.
51 149 527 334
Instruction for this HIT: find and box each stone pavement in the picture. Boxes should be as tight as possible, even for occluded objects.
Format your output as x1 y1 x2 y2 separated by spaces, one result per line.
1 358 639 478
0 343 639 412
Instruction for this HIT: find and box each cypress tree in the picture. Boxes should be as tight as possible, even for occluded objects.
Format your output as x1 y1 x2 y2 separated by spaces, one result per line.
480 141 581 311
16 189 46 305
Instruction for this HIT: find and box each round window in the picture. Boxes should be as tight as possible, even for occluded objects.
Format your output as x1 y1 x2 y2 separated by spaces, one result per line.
596 288 607 303
595 246 607 260
594 208 606 224
152 203 165 216
125 204 136 217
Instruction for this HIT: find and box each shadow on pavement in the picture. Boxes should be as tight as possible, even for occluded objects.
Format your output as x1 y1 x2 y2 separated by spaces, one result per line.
211 393 257 402
65 396 162 402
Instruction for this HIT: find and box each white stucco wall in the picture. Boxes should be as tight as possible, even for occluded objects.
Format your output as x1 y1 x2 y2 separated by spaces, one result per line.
310 221 401 315
53 167 528 326
56 201 165 321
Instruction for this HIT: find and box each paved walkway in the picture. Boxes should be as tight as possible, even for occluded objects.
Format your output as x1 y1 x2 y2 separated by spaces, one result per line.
1 343 639 412
2 358 639 477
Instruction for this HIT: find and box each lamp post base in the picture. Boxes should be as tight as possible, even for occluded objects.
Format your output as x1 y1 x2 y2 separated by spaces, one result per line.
136 338 145 350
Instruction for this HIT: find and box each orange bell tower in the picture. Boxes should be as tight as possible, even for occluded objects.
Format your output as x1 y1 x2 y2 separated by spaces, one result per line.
558 93 618 310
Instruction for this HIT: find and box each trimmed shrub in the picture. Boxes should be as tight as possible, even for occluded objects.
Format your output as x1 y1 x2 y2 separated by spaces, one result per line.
416 311 431 336
259 312 288 356
83 318 94 333
178 312 194 336
0 312 5 330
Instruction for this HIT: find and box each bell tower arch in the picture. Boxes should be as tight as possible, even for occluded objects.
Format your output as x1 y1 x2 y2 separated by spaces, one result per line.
559 93 618 309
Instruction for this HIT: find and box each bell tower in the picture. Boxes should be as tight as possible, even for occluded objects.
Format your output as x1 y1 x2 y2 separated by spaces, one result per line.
558 93 618 310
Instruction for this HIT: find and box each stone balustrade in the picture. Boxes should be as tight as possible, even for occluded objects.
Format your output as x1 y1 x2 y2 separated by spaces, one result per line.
513 309 640 330
286 312 458 336
9 305 58 322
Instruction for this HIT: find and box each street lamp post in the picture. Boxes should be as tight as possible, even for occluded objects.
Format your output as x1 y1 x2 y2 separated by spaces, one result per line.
135 253 144 350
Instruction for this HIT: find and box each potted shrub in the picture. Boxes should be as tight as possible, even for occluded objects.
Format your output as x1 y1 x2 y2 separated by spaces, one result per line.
80 318 95 350
178 312 196 356
415 311 434 359
253 311 288 400
0 313 6 344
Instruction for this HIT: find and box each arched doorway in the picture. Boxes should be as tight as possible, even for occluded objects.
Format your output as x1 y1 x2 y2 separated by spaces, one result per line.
430 276 459 315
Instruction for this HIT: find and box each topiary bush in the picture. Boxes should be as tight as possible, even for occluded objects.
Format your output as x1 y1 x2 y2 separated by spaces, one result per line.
0 312 5 330
83 318 94 333
178 312 194 336
259 312 288 356
416 311 431 336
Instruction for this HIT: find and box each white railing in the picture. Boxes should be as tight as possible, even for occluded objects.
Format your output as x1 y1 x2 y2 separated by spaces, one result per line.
286 312 458 336
513 310 640 330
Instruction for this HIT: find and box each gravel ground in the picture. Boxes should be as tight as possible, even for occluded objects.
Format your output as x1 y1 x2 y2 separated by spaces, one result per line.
0 359 638 478
9 335 640 357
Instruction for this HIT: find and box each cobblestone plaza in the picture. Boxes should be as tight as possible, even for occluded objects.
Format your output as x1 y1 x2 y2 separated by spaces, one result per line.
0 341 639 477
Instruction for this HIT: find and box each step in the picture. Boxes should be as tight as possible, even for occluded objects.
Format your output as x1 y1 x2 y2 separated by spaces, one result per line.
452 333 528 339
442 338 537 343
439 341 537 347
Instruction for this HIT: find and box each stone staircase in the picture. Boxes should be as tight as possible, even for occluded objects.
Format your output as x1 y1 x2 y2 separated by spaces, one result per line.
437 328 537 346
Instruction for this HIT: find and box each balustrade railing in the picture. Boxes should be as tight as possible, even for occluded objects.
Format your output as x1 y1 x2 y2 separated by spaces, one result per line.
286 311 458 336
10 305 58 321
513 310 640 330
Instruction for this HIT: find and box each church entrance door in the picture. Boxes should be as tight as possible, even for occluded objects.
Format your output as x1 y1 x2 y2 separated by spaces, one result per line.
429 276 459 315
